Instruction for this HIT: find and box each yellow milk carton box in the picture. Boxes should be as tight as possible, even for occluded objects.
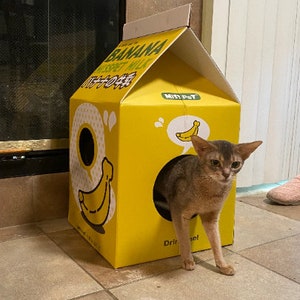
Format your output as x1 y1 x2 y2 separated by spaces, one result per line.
69 4 240 268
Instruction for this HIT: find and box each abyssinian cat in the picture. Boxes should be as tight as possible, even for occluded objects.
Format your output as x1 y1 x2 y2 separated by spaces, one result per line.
154 136 262 275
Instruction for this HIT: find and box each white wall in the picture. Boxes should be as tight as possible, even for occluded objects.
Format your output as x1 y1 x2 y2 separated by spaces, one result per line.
202 0 300 187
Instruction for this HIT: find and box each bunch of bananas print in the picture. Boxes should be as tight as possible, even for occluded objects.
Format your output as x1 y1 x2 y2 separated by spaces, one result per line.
176 120 200 142
70 103 116 233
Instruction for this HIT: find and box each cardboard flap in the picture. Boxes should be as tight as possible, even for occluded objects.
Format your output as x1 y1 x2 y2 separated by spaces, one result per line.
171 29 240 103
123 4 191 40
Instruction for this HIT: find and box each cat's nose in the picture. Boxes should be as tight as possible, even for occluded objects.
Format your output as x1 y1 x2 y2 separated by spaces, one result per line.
222 170 230 179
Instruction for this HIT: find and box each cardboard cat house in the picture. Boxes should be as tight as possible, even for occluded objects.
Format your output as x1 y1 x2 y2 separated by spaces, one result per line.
68 4 240 268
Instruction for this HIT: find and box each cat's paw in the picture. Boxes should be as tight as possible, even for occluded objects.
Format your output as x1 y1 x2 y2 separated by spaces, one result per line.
217 264 235 276
182 259 195 271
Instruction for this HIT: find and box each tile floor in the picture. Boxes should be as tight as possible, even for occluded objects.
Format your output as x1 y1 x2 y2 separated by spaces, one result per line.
0 194 299 300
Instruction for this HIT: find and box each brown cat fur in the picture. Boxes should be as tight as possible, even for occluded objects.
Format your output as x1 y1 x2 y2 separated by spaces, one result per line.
154 136 262 275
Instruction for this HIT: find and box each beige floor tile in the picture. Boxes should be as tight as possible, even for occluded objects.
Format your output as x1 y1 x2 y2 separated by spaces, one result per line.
0 235 102 300
110 254 300 300
238 194 300 221
49 228 233 289
228 201 300 252
239 234 300 283
49 229 182 289
37 217 72 233
0 223 42 243
192 247 232 269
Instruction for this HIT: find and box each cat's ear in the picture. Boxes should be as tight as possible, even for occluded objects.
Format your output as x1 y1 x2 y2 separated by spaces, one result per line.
236 141 262 160
191 135 216 157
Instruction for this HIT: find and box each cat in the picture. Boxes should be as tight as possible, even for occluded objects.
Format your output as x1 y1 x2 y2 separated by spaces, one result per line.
154 135 262 275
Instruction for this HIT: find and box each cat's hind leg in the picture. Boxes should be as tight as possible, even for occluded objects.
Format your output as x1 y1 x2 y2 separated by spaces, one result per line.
171 210 195 270
200 211 235 276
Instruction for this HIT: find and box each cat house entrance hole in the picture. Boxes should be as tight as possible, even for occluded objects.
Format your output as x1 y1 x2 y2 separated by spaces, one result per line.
153 155 197 221
79 127 94 167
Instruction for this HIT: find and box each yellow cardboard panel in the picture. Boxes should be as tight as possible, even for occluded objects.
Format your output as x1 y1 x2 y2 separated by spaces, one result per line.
69 24 240 268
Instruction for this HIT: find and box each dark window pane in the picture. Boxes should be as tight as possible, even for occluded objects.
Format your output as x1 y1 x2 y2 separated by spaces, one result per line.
0 0 124 142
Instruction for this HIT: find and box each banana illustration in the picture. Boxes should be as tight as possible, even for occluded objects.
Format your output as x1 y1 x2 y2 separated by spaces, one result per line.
176 120 200 142
79 157 113 233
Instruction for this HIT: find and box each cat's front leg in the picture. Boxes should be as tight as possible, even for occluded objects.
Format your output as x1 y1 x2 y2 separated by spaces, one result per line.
201 211 235 276
171 211 195 270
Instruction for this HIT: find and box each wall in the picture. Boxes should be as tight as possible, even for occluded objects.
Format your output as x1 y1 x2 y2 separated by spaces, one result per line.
203 0 300 187
0 173 68 228
126 0 203 38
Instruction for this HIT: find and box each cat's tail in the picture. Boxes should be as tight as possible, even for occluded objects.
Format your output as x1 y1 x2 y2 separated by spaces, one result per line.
154 199 170 210
153 189 172 221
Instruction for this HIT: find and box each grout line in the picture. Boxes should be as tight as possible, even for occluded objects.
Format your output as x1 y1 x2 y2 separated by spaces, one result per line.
234 232 300 253
105 289 120 300
108 264 183 292
43 228 182 293
236 247 300 285
0 223 45 244
223 237 300 285
236 198 300 221
68 289 119 300
44 230 107 292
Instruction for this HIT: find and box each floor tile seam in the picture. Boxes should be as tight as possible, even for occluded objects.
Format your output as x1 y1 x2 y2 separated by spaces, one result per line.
235 251 300 285
0 222 37 230
35 218 73 234
203 252 300 286
43 230 107 292
235 232 300 253
0 222 43 234
68 289 119 300
105 289 119 300
0 231 46 245
36 225 69 235
236 199 300 222
224 246 238 255
108 252 222 290
108 265 183 291
42 229 183 291
68 291 99 300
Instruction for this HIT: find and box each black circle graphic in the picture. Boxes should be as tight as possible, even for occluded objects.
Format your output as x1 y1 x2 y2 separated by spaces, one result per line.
79 127 95 167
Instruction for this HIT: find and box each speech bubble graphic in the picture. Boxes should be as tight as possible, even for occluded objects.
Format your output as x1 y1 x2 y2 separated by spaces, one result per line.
108 111 117 131
167 115 210 154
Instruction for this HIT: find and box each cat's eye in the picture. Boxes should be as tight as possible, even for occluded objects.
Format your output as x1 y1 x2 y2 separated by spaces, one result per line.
210 160 221 167
231 161 241 169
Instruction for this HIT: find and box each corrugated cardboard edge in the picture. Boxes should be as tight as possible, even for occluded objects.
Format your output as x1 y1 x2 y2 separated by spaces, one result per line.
123 4 191 40
170 29 240 103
